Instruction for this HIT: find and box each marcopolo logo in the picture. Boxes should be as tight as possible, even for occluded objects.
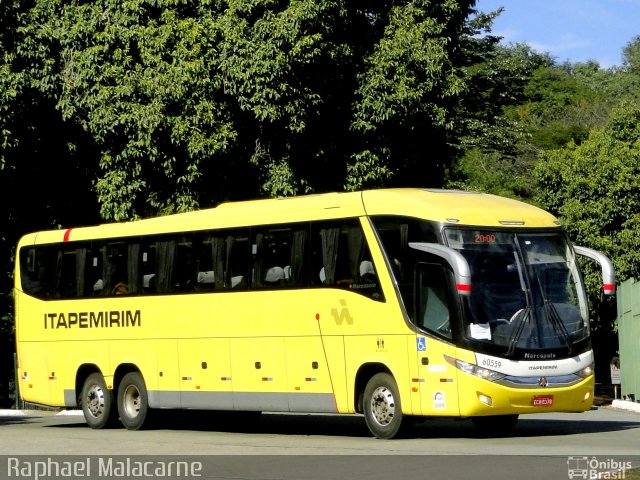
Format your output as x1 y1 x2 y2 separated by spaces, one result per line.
567 456 633 479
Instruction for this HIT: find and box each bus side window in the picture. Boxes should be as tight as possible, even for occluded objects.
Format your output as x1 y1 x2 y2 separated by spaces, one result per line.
141 242 157 294
54 245 93 299
310 219 383 300
416 263 453 339
252 227 292 289
250 223 309 289
370 216 438 283
89 244 105 296
97 241 132 296
197 229 250 291
20 246 53 298
173 234 195 292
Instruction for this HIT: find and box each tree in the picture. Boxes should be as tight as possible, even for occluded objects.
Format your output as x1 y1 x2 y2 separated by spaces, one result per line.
534 103 640 382
622 35 640 75
19 0 477 220
445 41 552 200
535 102 640 327
535 102 640 281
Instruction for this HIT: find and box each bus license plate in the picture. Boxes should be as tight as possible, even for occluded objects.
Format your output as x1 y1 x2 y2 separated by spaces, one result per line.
532 395 553 407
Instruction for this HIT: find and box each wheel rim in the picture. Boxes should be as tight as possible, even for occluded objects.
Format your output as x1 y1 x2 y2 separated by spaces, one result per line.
122 384 141 419
86 384 106 419
369 385 396 427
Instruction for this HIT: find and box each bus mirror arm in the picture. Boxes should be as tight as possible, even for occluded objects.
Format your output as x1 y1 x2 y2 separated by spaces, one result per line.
408 242 472 296
573 245 616 295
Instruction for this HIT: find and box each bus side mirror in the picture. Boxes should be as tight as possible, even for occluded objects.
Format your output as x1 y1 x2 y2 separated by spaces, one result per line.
573 245 616 295
408 242 471 296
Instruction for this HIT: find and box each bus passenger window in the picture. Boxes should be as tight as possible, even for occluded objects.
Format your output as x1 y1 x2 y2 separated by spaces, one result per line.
197 229 249 291
251 226 296 289
20 247 53 298
310 219 384 301
55 246 90 299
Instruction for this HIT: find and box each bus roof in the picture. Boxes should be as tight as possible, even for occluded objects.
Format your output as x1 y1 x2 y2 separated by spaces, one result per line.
19 188 560 245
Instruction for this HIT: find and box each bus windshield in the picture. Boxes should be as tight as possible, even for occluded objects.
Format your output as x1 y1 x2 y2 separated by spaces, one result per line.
444 229 590 353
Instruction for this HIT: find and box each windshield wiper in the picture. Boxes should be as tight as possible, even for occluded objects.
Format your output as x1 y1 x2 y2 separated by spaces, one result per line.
543 299 574 355
506 306 530 357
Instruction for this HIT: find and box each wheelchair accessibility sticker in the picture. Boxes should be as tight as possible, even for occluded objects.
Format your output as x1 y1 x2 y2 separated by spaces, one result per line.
416 337 426 351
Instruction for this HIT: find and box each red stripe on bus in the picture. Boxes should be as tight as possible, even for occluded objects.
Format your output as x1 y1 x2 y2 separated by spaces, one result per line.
63 229 73 242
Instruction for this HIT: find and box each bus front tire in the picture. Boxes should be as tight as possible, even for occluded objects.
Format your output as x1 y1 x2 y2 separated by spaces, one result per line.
117 372 150 430
363 372 405 439
81 372 118 429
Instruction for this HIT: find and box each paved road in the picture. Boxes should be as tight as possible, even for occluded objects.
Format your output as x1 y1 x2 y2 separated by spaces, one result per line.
1 406 639 479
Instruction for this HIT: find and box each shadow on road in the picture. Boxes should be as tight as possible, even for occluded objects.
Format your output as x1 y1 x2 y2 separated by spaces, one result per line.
32 407 640 440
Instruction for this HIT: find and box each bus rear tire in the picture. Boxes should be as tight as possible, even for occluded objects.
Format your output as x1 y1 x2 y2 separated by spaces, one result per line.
117 372 150 430
81 372 118 429
363 372 405 439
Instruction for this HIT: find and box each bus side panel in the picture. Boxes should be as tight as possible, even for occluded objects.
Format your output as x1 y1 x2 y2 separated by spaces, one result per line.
153 338 180 408
17 341 58 407
18 340 112 408
285 335 340 413
414 338 460 417
176 337 232 410
230 336 288 411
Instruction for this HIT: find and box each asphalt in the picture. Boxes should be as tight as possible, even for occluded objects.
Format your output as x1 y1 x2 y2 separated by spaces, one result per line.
2 400 640 418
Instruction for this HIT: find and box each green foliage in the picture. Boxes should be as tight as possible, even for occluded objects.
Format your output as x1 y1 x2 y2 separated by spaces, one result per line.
13 0 477 217
447 145 537 200
447 42 552 198
623 35 640 75
535 102 640 330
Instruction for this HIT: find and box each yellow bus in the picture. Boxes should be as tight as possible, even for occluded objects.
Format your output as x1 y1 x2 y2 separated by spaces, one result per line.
14 188 615 438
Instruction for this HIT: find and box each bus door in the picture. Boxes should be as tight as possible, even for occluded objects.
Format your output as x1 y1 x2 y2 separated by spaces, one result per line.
413 262 461 416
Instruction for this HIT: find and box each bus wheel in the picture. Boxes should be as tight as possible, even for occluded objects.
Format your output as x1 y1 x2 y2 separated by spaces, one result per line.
81 372 117 429
363 372 404 439
117 372 149 430
471 414 518 436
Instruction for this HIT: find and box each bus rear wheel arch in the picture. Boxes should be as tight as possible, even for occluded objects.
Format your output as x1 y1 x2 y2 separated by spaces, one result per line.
117 371 150 430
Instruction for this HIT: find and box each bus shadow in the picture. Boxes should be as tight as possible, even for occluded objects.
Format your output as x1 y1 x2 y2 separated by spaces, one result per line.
160 411 374 438
408 415 640 439
42 410 640 439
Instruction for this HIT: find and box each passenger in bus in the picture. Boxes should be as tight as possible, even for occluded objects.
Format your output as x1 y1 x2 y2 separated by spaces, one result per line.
110 270 129 295
112 281 129 295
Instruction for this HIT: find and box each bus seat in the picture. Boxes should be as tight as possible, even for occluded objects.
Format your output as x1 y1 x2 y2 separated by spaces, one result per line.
93 279 104 293
143 273 157 292
197 271 215 285
264 266 285 285
359 260 374 278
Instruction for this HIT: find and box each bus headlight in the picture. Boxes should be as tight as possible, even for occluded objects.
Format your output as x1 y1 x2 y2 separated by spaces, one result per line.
575 363 594 379
445 356 506 383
